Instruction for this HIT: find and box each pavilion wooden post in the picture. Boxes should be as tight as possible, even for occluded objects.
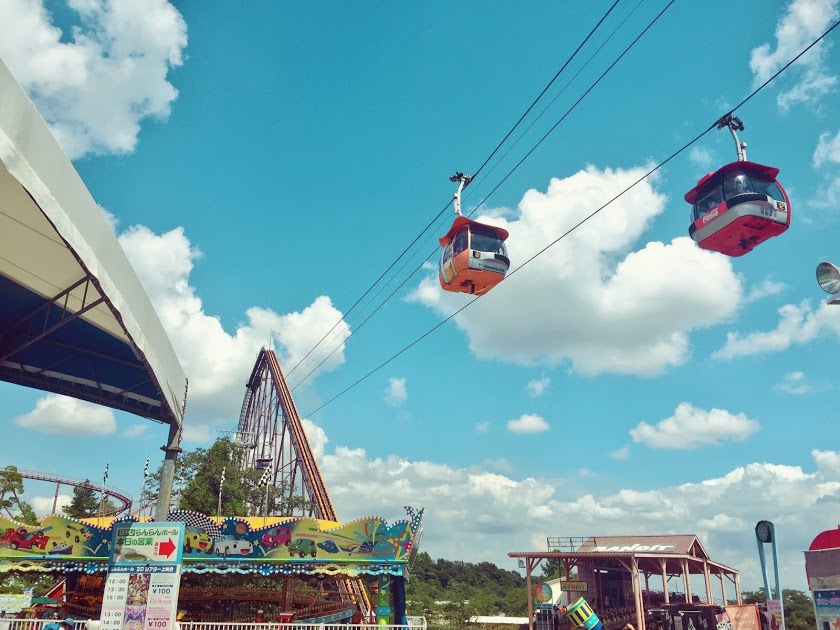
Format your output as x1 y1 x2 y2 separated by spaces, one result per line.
682 559 692 603
718 570 727 605
659 559 670 605
735 572 742 604
644 572 651 608
703 561 713 604
631 556 645 630
526 557 538 630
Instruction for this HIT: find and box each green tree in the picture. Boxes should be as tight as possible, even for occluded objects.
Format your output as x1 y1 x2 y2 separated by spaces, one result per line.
783 589 815 630
62 480 100 518
540 558 567 580
178 439 251 515
0 466 37 524
502 586 529 617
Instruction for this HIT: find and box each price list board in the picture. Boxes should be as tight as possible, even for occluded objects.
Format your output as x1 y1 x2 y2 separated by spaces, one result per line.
99 522 185 630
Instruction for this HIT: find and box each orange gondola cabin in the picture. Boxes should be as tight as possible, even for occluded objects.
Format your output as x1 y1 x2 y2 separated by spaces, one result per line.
438 215 510 295
438 172 510 296
685 115 790 257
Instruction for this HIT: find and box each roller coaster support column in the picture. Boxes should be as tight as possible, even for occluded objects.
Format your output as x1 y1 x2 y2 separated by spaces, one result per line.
155 420 183 522
376 574 393 626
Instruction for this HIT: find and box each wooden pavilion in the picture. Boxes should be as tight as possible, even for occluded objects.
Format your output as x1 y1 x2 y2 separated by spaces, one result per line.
510 534 742 630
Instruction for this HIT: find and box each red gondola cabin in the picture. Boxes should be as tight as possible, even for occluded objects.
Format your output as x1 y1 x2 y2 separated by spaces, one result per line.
685 114 790 257
685 161 790 257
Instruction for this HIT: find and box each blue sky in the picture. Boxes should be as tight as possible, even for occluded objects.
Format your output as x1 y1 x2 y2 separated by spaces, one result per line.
2 0 840 596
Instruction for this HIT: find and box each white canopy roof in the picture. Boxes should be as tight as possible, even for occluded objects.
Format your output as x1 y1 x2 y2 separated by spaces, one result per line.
0 58 186 427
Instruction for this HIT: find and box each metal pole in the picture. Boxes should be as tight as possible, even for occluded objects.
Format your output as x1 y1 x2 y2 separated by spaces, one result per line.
217 484 222 518
155 421 182 522
771 531 785 629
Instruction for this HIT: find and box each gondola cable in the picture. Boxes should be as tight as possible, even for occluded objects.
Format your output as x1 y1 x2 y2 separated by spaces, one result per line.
299 15 840 417
283 0 627 381
289 0 677 390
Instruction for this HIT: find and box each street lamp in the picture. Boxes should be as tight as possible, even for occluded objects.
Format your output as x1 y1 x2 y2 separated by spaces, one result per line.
816 261 840 305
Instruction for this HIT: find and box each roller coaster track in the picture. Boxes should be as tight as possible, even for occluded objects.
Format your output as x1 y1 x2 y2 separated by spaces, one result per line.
236 348 371 615
18 470 133 516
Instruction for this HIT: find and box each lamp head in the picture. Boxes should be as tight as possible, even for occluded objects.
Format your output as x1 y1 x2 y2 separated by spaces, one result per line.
816 261 840 295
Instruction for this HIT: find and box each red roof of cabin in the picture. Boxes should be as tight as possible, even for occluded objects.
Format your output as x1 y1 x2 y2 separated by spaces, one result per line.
439 215 510 247
684 160 781 204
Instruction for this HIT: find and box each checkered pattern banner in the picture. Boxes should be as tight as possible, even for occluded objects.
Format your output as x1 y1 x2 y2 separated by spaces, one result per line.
257 461 273 488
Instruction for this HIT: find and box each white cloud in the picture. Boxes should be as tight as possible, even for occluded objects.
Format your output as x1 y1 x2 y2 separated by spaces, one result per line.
407 165 742 377
744 278 786 303
117 225 350 433
0 0 188 159
688 146 714 169
774 370 812 394
181 424 212 444
321 445 840 592
813 130 840 166
610 445 630 460
475 422 490 434
15 394 116 435
749 0 840 110
30 494 72 516
813 130 840 208
629 403 759 449
526 377 550 397
507 413 549 434
714 299 840 359
302 418 329 460
384 377 408 406
123 424 149 438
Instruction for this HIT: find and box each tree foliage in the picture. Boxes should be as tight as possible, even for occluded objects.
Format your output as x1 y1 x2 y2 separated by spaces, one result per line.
63 480 101 518
142 439 314 517
406 552 528 623
0 466 37 525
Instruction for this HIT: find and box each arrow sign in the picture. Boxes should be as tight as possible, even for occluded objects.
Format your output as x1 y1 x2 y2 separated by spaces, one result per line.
158 538 176 558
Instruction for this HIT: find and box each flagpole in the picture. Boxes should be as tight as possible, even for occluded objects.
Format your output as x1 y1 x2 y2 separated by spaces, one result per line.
137 456 149 521
100 461 109 521
217 466 225 518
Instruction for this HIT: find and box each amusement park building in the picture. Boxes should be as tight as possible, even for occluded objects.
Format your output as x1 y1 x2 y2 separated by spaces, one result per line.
511 534 743 630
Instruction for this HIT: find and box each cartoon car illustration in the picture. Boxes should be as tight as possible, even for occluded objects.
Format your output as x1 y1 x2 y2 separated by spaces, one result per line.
184 528 213 554
0 527 49 551
214 535 252 556
261 526 292 548
288 538 317 558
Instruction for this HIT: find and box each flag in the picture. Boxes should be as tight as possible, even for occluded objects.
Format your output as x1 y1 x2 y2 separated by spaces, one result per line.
220 467 226 487
257 460 273 488
103 462 109 485
143 457 149 479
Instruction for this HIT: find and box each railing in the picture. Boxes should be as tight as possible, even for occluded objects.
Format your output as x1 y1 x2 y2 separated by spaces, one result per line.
0 619 427 630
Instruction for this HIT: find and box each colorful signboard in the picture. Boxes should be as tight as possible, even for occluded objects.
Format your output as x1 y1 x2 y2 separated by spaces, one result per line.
534 583 552 604
99 522 185 630
0 508 424 579
0 593 32 613
560 582 588 592
766 599 785 630
814 590 840 630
